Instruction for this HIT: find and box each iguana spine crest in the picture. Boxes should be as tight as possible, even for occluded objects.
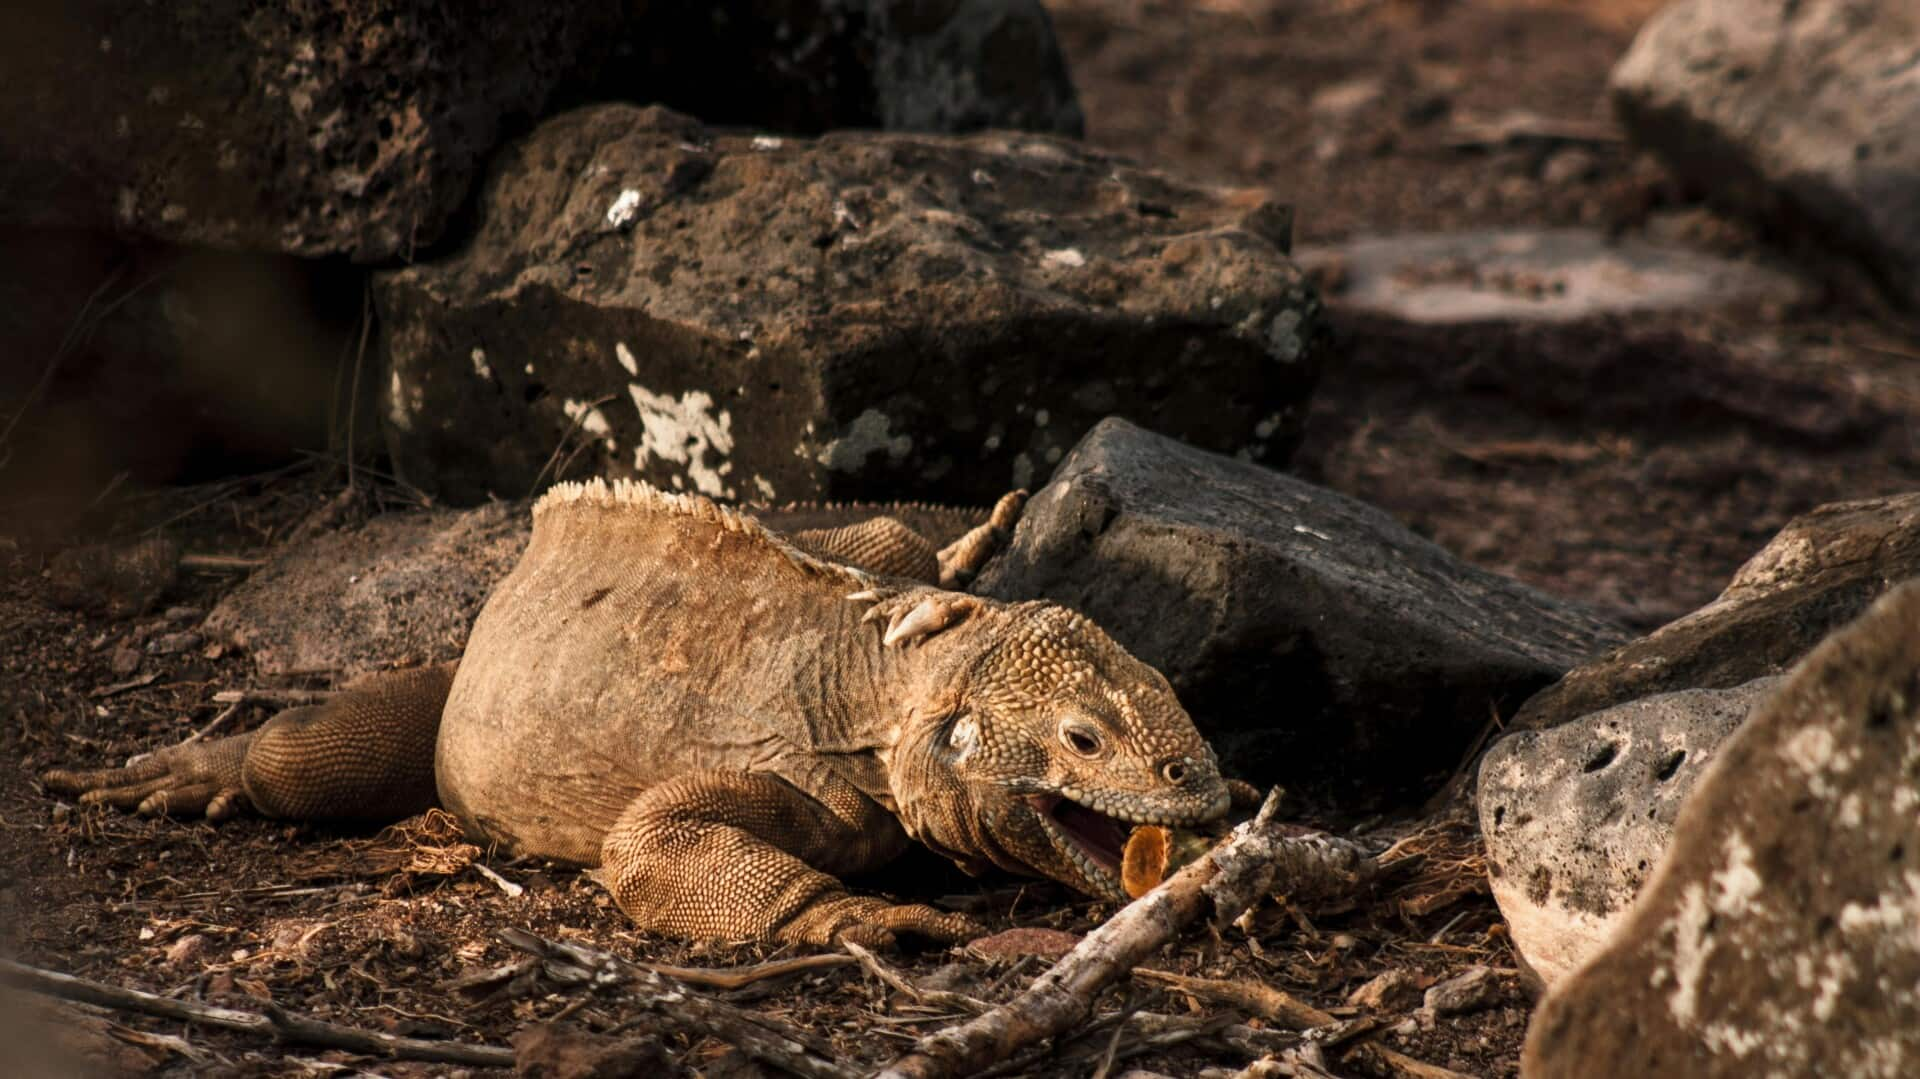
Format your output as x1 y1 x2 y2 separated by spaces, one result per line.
535 477 876 588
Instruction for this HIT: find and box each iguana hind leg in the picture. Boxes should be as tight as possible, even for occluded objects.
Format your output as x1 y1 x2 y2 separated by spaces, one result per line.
43 662 455 822
791 517 940 582
599 768 982 948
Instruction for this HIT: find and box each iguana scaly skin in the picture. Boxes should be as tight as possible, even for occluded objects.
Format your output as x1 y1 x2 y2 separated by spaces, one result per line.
44 481 1231 947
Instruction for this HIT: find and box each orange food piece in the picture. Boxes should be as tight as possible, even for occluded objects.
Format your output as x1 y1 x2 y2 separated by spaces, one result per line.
1121 824 1171 899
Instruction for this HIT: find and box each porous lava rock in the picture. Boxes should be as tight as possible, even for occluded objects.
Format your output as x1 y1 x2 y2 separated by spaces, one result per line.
1525 579 1920 1077
377 105 1321 505
974 418 1626 804
1517 492 1920 730
1611 0 1920 308
1478 677 1781 987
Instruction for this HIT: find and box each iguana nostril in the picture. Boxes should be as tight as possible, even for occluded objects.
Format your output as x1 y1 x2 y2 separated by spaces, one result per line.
1162 760 1187 783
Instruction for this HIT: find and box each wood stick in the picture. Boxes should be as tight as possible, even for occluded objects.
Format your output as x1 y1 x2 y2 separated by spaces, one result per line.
0 958 514 1067
498 927 854 1079
873 791 1377 1079
1133 968 1334 1030
638 952 854 991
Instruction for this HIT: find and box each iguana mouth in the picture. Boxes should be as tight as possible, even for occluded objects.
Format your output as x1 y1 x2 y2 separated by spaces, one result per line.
1026 793 1130 898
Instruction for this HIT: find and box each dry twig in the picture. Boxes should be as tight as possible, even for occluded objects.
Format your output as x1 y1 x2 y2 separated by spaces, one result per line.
0 958 514 1067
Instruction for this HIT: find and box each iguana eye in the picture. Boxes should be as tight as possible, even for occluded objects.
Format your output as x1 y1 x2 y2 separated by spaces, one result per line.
1057 719 1104 759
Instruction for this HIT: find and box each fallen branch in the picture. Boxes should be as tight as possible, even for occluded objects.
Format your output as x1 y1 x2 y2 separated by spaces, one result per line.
1133 968 1333 1029
498 927 853 1079
0 958 513 1068
874 791 1377 1079
640 952 854 991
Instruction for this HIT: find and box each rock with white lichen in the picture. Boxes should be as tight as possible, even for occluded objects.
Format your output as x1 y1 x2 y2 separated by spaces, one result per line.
376 105 1322 505
1524 578 1920 1078
1478 677 1781 988
974 418 1627 805
0 0 1081 261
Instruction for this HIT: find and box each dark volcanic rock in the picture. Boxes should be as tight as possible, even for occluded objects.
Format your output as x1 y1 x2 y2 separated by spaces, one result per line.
1 1 1081 262
1525 579 1920 1078
974 418 1627 804
205 502 530 678
1611 0 1920 308
1517 492 1920 730
1479 677 1781 987
377 105 1322 506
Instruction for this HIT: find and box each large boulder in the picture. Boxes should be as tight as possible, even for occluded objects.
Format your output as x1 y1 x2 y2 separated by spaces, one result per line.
1611 0 1920 308
1478 677 1781 988
1 1 1081 261
1524 579 1920 1077
974 418 1627 804
1517 492 1920 730
377 105 1322 506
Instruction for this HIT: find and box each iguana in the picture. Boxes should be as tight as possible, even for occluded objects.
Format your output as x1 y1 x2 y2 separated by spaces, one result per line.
43 480 1234 948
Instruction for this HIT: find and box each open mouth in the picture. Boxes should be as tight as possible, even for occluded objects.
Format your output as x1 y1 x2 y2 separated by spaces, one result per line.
1026 793 1132 897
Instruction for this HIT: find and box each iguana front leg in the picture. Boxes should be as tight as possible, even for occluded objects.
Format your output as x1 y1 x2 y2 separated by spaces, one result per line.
599 769 982 948
42 663 453 822
937 489 1026 588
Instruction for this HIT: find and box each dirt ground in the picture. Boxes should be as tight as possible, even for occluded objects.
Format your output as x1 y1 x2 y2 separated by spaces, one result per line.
5 0 1920 1075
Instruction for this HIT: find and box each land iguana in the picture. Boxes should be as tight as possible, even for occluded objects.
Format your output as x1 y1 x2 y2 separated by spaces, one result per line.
43 480 1234 948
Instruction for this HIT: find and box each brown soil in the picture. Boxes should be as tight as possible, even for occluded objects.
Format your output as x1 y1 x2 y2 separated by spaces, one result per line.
5 1 1919 1076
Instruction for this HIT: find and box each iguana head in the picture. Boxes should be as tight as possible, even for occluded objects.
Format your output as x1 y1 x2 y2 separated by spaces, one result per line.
876 592 1231 901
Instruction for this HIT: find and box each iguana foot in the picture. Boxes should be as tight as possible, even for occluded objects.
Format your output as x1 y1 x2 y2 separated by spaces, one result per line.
852 587 989 648
41 732 255 819
937 489 1027 589
791 895 984 950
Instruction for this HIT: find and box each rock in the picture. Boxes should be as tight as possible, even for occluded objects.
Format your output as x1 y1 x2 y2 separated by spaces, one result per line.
1611 0 1920 309
108 646 143 676
377 104 1322 506
163 934 208 967
1422 965 1504 1017
974 418 1627 804
204 503 529 678
1295 228 1807 326
1517 492 1920 730
3 1 1081 262
1524 579 1920 1078
1347 969 1426 1012
144 631 201 656
1479 678 1781 987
